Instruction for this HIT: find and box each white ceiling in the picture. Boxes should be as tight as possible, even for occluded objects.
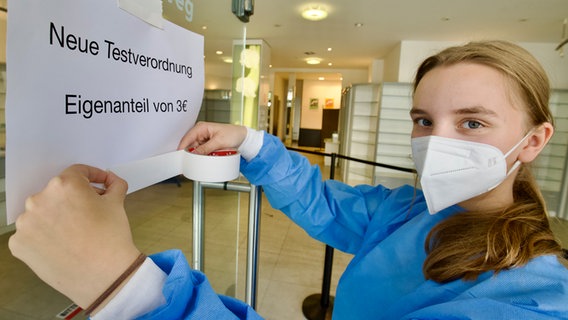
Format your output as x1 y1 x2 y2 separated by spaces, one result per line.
187 0 568 77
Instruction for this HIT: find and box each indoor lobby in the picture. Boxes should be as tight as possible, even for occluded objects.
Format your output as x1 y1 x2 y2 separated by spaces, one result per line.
1 155 568 319
1 0 568 319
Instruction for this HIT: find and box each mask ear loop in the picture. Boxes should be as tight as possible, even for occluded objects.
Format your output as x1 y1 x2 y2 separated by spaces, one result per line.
503 129 535 175
487 129 534 192
503 129 533 156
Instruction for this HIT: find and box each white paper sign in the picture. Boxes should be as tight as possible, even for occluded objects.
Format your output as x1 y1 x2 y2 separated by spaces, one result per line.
6 0 204 223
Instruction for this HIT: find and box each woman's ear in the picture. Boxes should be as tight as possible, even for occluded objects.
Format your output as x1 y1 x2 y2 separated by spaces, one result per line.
518 122 554 163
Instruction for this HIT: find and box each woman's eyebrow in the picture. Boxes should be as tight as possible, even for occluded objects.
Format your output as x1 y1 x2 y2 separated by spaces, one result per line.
409 108 427 117
454 106 498 116
409 106 499 119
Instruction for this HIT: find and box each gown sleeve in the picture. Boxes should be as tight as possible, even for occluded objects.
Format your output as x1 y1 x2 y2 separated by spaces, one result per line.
135 250 263 320
240 132 403 254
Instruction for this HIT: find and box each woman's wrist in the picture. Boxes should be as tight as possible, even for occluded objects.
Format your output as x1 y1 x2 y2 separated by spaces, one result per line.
238 128 264 161
85 252 147 316
90 257 168 320
66 247 142 312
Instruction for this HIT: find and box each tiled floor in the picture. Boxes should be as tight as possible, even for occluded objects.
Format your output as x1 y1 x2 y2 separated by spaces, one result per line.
0 151 567 320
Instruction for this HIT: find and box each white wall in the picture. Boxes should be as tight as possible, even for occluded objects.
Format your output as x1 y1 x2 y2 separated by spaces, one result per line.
397 40 460 83
300 79 342 129
368 59 384 83
521 42 568 89
388 40 568 89
383 42 402 82
340 68 369 88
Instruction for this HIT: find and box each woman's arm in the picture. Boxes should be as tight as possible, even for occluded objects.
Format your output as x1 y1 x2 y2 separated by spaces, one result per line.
8 164 263 319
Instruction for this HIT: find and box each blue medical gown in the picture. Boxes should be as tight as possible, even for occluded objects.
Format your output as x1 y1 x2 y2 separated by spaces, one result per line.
137 133 568 319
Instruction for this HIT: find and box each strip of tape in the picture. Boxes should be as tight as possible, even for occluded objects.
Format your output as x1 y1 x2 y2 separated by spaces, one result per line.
111 149 240 193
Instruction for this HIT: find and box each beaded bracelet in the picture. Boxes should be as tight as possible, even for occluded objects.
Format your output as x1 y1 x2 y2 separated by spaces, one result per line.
83 252 147 316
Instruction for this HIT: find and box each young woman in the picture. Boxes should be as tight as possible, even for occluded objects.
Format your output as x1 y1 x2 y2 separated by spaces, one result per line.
9 41 568 319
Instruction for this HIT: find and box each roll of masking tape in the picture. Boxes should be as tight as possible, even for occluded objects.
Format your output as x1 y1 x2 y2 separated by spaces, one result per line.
182 148 240 182
110 148 240 194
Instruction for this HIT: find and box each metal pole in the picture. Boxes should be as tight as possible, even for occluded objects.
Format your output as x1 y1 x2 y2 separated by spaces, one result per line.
302 153 337 319
192 180 205 271
201 181 252 193
320 153 337 308
245 185 262 308
192 181 261 309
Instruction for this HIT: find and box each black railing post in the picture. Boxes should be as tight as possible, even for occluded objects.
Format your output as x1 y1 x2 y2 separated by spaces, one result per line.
302 153 337 319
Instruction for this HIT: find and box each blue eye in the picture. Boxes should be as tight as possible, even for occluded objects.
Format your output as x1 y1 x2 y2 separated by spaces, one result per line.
416 118 432 127
460 120 484 129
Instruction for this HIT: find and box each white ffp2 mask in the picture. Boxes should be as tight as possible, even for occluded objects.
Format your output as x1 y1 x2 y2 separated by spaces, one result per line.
411 134 530 214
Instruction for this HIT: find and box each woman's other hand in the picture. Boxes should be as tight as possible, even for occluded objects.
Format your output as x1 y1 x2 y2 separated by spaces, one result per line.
8 164 141 309
178 121 247 155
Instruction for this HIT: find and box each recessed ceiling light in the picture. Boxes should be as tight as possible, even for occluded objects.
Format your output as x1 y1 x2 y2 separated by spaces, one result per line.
318 77 325 80
302 6 328 21
354 22 363 27
202 26 207 30
328 62 333 66
306 58 322 65
223 57 233 63
327 47 332 51
216 50 223 55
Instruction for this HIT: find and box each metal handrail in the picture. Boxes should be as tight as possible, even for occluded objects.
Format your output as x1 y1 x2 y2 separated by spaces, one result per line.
192 180 262 309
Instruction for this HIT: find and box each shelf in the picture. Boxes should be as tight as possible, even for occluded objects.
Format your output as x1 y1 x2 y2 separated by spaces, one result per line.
352 139 376 145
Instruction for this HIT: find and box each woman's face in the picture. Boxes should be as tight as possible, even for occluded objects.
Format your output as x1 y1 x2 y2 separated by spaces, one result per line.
411 62 528 163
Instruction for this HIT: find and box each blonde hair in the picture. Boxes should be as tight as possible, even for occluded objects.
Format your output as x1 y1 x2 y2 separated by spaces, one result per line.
414 40 565 282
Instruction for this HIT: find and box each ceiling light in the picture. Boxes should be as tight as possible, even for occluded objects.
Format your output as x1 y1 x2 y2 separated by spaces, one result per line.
216 50 223 55
328 62 333 66
302 6 328 21
223 57 233 63
306 58 321 65
327 47 332 51
318 77 325 80
354 22 363 27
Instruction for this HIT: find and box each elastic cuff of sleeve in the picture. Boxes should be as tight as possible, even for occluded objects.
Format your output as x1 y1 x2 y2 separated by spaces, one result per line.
91 258 167 320
238 127 264 162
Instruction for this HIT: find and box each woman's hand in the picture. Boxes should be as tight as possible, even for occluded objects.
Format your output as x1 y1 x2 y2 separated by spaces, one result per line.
8 164 141 309
178 121 247 155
